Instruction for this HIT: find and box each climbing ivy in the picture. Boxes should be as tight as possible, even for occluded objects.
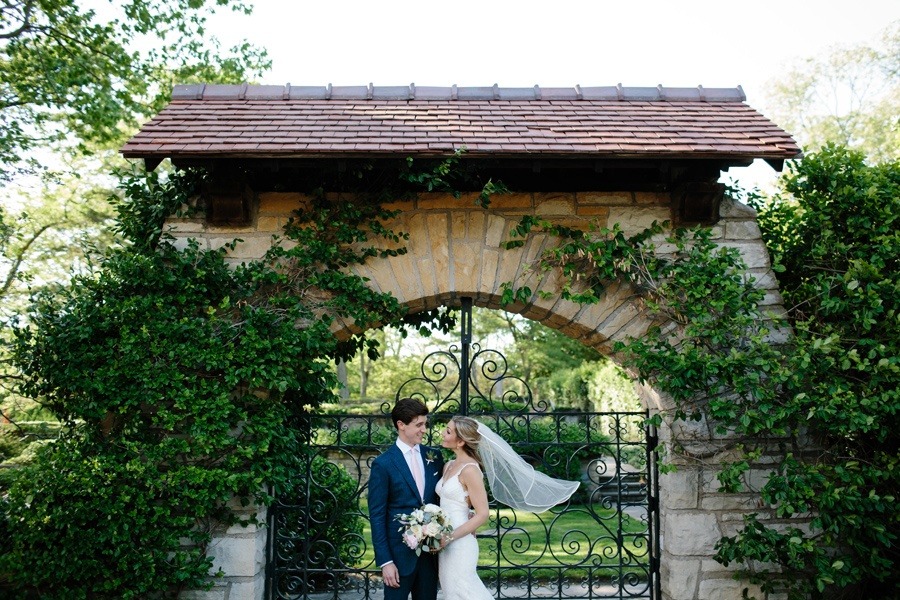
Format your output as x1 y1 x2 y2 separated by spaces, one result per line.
500 146 900 598
1 156 501 597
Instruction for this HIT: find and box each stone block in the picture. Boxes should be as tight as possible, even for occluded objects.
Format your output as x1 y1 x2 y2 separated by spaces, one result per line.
719 197 757 218
465 210 486 241
541 296 584 328
404 213 430 254
634 191 671 205
724 220 762 240
226 574 266 600
255 216 281 233
425 213 450 292
597 300 641 338
579 191 634 206
180 588 226 600
760 290 785 306
495 245 525 297
381 200 415 212
746 269 778 291
207 223 257 235
451 210 468 241
699 578 762 600
489 193 533 209
701 493 761 512
165 220 206 233
417 257 439 298
661 557 700 599
575 205 611 218
534 192 575 215
717 241 772 269
172 236 209 252
258 192 309 215
366 258 402 301
451 241 480 293
660 467 699 509
608 207 672 235
478 250 500 296
217 236 273 260
608 313 651 343
389 253 425 303
417 192 474 210
701 558 741 573
664 512 721 555
224 517 265 537
484 214 509 248
207 535 264 578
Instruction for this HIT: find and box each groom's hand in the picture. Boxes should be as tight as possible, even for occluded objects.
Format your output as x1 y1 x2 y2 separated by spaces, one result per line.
382 563 400 588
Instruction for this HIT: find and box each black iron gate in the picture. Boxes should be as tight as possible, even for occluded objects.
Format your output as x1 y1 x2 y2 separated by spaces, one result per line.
267 299 661 599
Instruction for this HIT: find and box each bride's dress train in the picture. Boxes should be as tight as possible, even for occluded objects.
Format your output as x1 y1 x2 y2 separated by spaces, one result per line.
435 463 494 600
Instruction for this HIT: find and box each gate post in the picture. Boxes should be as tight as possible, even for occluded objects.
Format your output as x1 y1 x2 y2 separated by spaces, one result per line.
459 296 472 416
183 503 268 600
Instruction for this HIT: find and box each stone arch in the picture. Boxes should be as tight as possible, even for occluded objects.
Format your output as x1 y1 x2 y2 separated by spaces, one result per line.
342 209 651 357
170 189 783 600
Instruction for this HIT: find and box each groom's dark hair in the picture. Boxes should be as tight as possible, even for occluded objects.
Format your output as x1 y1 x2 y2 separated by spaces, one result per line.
391 397 429 429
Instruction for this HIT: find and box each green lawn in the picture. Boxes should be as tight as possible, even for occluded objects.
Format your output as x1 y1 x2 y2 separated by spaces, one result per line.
356 502 650 576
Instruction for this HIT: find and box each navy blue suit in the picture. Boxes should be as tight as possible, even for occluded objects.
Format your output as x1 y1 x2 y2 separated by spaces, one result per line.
369 443 444 600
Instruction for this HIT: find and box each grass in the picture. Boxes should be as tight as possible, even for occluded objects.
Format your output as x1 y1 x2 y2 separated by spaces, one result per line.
354 501 650 579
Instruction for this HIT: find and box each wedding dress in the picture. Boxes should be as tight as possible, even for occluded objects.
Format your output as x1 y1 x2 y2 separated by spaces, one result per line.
435 462 495 600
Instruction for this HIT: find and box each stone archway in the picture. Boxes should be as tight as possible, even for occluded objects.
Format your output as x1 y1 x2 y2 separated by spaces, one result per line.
170 188 783 600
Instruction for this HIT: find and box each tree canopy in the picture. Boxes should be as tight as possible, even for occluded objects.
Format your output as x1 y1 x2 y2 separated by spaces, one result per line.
765 21 899 163
0 0 269 179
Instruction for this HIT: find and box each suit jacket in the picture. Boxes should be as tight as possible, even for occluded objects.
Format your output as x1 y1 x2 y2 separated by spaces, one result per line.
368 443 445 576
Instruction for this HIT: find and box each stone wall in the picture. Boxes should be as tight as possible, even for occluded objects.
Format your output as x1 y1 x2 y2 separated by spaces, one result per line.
166 190 789 600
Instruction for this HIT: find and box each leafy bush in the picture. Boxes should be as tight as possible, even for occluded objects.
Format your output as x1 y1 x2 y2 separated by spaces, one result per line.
542 359 641 413
337 423 396 449
0 168 412 597
0 430 25 462
715 146 900 598
1 156 501 596
504 145 900 598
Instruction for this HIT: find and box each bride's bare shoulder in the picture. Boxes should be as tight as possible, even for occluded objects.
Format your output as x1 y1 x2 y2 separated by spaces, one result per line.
457 460 482 477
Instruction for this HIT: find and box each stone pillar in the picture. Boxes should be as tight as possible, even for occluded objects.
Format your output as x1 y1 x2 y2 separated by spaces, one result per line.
182 505 267 600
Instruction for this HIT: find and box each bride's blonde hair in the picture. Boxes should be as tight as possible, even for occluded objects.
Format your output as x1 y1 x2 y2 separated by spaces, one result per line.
451 416 483 466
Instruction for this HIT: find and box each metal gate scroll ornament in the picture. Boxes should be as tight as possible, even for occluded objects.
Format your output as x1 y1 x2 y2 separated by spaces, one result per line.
267 297 661 599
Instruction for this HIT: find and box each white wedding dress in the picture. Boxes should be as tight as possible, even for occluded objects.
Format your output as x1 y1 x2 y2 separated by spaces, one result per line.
435 462 495 600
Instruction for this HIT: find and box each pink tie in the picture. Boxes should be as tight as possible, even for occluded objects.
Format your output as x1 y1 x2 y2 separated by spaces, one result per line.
410 447 425 498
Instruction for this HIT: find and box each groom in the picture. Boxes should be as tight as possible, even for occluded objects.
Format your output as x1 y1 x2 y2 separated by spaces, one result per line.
368 397 444 600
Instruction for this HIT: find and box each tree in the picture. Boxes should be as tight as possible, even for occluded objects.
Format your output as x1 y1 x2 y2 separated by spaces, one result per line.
765 21 899 163
0 0 269 426
0 0 269 180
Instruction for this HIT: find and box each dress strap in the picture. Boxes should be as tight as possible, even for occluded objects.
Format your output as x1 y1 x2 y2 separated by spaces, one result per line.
457 461 482 476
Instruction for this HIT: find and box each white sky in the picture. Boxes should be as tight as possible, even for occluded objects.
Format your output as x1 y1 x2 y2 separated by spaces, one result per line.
209 0 899 191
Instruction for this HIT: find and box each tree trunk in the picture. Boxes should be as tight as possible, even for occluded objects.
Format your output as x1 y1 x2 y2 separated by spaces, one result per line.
336 359 349 401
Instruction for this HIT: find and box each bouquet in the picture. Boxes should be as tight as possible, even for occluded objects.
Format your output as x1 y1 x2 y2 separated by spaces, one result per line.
395 503 454 556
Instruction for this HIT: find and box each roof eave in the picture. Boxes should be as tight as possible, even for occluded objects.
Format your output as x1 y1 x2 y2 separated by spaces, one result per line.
123 150 799 169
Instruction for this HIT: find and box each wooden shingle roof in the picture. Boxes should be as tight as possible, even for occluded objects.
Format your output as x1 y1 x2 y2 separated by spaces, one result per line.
122 84 801 166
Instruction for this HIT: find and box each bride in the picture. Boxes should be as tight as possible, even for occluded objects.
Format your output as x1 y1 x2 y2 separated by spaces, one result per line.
434 416 579 600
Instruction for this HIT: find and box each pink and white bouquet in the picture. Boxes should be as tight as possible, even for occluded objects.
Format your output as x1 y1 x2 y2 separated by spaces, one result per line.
395 503 454 555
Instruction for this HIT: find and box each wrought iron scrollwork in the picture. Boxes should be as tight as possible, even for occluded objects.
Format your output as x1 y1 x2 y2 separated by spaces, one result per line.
267 299 660 599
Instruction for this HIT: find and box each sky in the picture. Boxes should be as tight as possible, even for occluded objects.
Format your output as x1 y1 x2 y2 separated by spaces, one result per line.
208 0 899 191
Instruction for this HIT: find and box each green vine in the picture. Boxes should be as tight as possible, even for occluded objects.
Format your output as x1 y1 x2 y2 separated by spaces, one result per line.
500 146 899 598
1 155 505 597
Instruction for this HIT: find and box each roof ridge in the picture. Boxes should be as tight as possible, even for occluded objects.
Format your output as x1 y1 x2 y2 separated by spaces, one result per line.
171 83 747 103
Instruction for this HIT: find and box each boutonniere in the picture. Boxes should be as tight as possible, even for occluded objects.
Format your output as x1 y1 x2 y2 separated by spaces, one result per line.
425 450 438 466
